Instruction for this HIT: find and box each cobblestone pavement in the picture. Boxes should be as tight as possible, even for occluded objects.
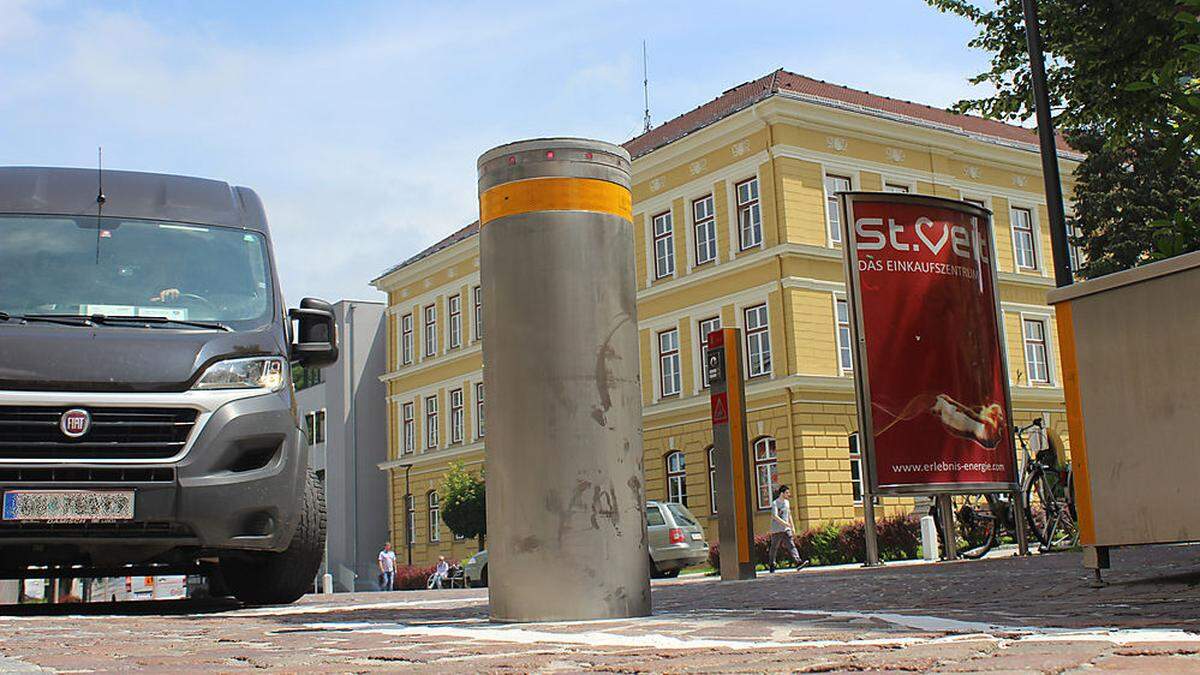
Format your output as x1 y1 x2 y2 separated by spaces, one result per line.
2 544 1200 672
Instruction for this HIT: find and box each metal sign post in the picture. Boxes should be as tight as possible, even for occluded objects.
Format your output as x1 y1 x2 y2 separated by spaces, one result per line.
707 328 756 581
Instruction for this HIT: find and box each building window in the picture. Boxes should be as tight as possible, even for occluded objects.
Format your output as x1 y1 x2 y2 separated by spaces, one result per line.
665 451 687 505
825 174 854 242
753 437 778 510
1066 223 1083 272
293 364 324 391
884 182 910 193
473 286 483 340
1023 318 1051 384
698 316 721 388
402 402 415 454
449 388 464 444
448 294 462 350
304 410 326 446
405 494 416 545
693 195 717 265
428 491 440 542
475 382 485 438
658 328 681 397
849 433 864 505
744 304 771 378
735 178 762 250
652 211 674 279
401 313 414 365
1012 207 1038 270
423 304 437 357
707 446 718 514
424 395 438 448
835 298 853 373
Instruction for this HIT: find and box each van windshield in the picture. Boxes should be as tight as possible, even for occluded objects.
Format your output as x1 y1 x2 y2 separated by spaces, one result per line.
0 215 273 327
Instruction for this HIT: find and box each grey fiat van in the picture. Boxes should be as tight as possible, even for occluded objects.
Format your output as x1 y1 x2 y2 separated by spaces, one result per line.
0 167 338 604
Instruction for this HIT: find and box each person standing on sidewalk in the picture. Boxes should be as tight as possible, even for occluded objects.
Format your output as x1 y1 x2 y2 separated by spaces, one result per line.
768 485 808 573
378 542 397 591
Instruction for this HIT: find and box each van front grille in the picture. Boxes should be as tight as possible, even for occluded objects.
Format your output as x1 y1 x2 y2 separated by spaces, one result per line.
0 407 198 460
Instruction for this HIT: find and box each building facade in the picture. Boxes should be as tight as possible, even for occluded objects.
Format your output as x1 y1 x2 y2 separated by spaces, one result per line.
296 300 390 591
371 70 1081 567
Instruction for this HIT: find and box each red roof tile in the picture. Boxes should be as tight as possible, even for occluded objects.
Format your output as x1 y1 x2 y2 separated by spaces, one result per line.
623 69 1074 159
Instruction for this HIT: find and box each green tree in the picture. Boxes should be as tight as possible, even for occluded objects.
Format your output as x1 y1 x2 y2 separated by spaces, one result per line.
440 461 486 550
926 0 1200 278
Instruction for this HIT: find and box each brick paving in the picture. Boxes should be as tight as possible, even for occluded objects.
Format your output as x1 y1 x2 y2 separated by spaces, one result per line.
1 544 1199 672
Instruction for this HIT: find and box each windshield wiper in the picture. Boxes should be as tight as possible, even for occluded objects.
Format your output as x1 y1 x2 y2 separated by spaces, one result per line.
8 313 96 327
88 314 233 332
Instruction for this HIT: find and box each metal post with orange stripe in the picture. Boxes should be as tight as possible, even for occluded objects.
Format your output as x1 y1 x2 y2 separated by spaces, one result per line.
706 328 756 581
476 138 649 622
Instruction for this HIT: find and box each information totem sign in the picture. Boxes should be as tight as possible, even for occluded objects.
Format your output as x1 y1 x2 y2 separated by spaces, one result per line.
707 328 756 581
839 192 1024 563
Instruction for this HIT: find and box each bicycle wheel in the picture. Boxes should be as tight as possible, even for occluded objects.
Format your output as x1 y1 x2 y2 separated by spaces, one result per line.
956 494 996 559
1024 467 1078 551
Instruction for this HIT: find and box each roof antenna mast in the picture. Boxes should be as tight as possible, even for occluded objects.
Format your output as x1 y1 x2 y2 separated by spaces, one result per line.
96 146 106 205
642 40 651 133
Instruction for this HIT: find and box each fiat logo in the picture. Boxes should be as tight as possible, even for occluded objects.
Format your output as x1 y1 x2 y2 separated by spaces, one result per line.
60 409 91 438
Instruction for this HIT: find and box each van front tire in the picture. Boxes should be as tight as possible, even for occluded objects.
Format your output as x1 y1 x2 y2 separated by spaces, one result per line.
221 470 326 605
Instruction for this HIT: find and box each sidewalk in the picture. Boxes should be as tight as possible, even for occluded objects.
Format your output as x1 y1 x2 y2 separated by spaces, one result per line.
1 543 1198 671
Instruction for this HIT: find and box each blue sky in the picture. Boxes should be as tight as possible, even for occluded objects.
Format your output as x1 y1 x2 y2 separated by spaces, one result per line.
0 0 992 303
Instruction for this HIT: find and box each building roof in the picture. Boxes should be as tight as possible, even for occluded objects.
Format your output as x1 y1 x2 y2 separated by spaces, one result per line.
624 69 1074 159
374 69 1075 283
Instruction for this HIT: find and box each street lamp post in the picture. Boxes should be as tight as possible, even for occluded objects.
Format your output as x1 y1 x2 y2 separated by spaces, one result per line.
1021 0 1074 288
401 462 413 567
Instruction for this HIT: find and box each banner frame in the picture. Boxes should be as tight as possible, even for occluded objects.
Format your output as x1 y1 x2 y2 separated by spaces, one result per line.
839 191 1023 499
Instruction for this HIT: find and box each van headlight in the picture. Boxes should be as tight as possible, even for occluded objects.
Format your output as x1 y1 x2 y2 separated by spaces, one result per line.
193 357 287 391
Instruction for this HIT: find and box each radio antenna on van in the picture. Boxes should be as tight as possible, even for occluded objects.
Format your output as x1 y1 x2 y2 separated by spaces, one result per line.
96 146 106 206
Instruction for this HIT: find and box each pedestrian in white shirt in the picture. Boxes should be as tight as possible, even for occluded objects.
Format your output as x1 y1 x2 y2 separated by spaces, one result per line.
768 485 808 573
378 542 397 591
428 556 450 589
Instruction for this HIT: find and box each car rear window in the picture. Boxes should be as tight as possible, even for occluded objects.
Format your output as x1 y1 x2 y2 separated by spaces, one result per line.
646 505 666 526
665 503 698 526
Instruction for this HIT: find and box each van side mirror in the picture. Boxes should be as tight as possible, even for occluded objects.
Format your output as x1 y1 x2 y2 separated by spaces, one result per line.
289 298 339 368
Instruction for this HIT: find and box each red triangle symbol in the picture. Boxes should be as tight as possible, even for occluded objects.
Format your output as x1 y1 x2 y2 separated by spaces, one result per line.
712 395 728 423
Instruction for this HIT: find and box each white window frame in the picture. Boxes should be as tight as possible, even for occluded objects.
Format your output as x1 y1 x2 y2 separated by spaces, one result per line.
658 328 681 397
824 173 854 245
449 388 464 444
424 395 439 449
1011 206 1039 272
475 382 485 439
692 194 717 266
743 304 771 378
665 451 687 506
312 409 326 445
735 177 762 251
834 296 853 374
473 286 483 341
428 491 440 542
400 313 413 365
1021 315 1052 385
423 304 437 357
849 432 864 505
753 437 778 510
652 211 675 279
402 401 415 454
698 316 721 389
406 494 416 544
448 294 462 350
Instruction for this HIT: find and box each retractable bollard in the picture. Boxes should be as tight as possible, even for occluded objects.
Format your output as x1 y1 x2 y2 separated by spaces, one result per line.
478 138 650 622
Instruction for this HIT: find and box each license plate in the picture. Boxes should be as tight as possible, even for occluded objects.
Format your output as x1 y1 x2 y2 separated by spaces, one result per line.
690 532 703 541
2 490 134 522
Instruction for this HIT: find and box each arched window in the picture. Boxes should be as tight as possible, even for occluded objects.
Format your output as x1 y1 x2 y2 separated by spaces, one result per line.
753 437 778 510
427 491 440 542
665 451 687 506
707 446 718 514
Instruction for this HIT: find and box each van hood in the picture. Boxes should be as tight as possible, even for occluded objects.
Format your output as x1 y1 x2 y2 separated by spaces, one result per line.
0 323 288 392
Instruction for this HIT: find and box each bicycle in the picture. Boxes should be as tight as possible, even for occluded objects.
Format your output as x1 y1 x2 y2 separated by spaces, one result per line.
928 492 1018 560
1017 418 1078 552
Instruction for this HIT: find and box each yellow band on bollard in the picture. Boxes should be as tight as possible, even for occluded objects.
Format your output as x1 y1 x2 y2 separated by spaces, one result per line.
479 177 632 225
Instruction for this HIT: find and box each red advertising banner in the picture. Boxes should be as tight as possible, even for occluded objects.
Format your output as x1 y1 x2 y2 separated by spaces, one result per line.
842 194 1016 491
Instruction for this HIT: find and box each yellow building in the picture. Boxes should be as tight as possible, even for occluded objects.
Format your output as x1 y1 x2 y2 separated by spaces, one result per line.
370 69 1081 566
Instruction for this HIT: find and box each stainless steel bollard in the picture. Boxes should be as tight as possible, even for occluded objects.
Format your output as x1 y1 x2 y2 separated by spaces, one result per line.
478 138 650 622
